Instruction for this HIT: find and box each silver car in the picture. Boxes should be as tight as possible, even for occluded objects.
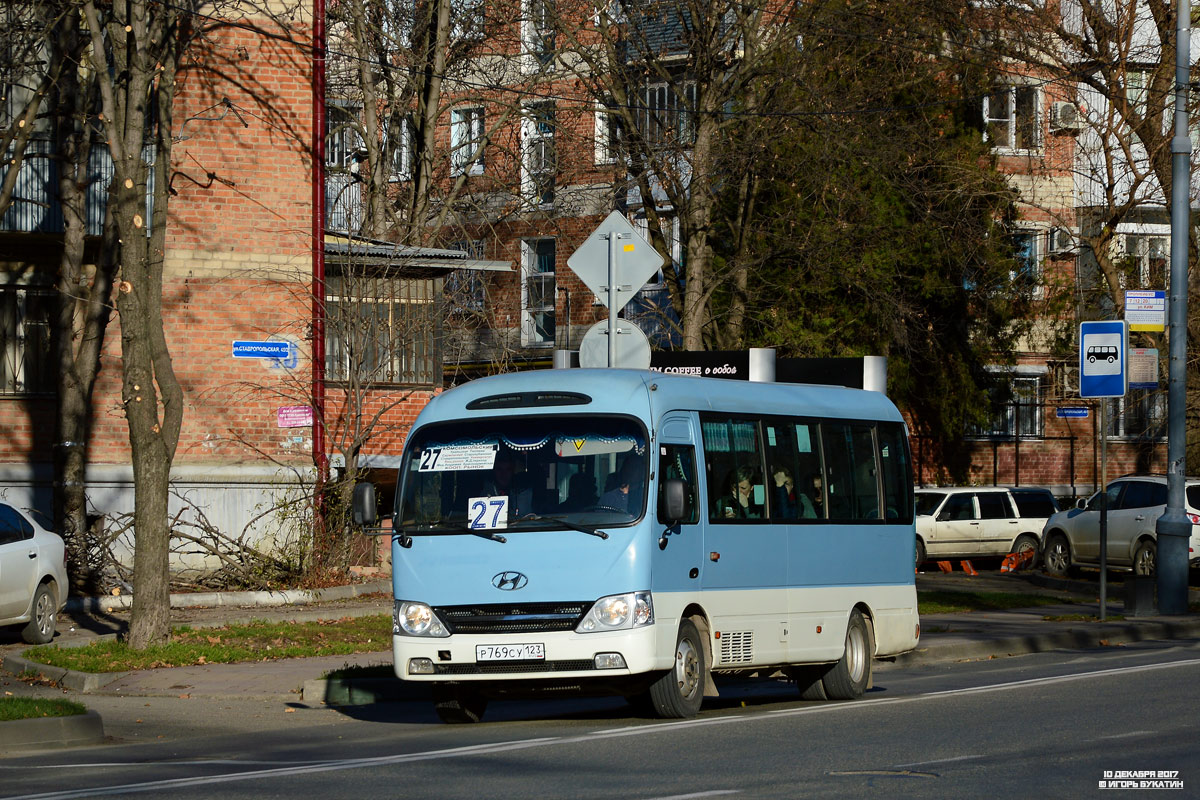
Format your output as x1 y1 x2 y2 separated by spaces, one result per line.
1041 475 1200 577
915 486 1059 567
0 502 67 644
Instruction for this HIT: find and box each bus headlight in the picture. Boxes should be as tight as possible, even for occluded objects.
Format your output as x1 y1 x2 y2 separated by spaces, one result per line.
576 591 653 633
394 600 449 637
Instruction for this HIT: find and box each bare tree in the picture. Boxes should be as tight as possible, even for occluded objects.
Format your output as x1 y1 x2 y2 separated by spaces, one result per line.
82 0 190 648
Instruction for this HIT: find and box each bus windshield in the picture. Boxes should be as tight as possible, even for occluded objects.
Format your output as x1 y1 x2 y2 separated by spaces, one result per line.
396 415 648 533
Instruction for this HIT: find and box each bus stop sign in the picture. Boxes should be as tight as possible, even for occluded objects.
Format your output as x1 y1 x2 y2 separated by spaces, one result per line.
1079 320 1127 398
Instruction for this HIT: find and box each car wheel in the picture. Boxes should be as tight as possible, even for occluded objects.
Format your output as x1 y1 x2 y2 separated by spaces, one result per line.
21 583 57 645
648 618 706 718
1043 533 1072 577
1133 540 1157 577
1012 534 1039 570
431 685 488 724
915 538 926 569
821 610 873 701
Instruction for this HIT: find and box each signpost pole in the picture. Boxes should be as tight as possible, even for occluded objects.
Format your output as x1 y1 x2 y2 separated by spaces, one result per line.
606 232 617 367
1099 402 1108 621
1155 0 1192 615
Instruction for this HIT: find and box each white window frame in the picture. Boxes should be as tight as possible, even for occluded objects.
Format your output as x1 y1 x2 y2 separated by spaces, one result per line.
984 84 1041 152
521 238 556 347
385 115 414 182
969 370 1045 439
450 106 485 176
1105 391 1167 441
1124 232 1169 289
594 100 621 165
641 80 697 149
522 0 556 71
521 101 556 206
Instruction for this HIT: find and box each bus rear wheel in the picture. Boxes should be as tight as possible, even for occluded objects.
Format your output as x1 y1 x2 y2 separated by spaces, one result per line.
647 618 705 719
821 610 873 701
431 685 488 724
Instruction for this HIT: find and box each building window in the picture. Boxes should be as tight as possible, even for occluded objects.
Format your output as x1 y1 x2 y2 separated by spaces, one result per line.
522 102 556 205
325 274 439 386
594 100 622 165
984 85 1040 151
970 375 1043 438
444 264 486 316
452 0 486 40
641 80 697 149
385 115 413 182
0 287 54 395
521 239 556 347
1011 230 1041 291
524 0 555 68
1106 390 1166 440
1124 234 1168 289
450 106 485 176
326 103 363 232
1125 69 1152 118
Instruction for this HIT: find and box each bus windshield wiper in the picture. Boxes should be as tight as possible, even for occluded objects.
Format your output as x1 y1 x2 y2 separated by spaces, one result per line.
512 513 609 540
405 520 507 543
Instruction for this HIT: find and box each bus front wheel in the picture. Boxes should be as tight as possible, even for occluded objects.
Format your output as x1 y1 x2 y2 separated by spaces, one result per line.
821 610 873 701
647 618 706 719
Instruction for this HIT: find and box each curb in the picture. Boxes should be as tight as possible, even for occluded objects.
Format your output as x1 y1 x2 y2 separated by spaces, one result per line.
65 579 391 614
887 616 1200 669
0 710 105 753
302 676 430 706
1 653 125 693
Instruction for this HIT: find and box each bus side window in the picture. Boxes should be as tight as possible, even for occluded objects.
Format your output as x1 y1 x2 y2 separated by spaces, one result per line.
658 444 699 524
877 422 912 522
821 423 880 520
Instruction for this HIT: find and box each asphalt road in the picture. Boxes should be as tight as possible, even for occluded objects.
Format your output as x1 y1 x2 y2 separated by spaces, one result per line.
2 636 1197 799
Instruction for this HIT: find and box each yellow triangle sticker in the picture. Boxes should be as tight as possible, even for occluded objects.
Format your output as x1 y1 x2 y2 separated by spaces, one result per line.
573 438 586 452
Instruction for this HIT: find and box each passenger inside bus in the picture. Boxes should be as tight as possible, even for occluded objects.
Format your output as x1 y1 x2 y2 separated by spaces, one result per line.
771 465 816 519
597 457 645 515
716 464 763 519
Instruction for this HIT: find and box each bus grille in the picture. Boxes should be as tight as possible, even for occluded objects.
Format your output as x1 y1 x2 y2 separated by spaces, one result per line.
434 602 590 634
433 660 596 675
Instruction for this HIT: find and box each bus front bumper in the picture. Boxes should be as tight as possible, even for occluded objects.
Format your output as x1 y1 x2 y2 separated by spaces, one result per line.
392 624 665 683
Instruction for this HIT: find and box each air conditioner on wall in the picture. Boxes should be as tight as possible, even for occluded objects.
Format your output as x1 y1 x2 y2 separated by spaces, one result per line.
1050 101 1082 133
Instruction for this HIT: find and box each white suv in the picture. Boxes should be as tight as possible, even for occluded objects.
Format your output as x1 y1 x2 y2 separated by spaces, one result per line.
1041 475 1200 577
914 486 1059 567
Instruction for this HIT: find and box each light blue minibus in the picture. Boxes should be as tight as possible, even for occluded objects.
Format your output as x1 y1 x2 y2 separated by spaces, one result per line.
353 368 920 723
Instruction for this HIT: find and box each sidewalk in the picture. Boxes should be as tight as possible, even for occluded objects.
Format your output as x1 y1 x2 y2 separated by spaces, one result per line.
3 571 1199 751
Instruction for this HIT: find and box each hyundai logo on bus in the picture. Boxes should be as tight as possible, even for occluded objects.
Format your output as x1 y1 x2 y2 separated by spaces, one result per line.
492 571 528 590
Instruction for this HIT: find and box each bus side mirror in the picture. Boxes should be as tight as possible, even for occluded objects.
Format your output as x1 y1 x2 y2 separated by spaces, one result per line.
658 478 691 524
352 482 377 528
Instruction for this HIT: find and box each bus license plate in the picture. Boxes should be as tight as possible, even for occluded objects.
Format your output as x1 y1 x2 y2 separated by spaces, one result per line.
476 643 545 662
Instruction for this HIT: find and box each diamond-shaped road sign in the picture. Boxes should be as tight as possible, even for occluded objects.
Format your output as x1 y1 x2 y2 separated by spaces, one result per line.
567 211 665 313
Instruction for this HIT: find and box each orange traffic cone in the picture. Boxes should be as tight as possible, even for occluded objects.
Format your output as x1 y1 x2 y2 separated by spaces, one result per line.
1000 553 1015 572
937 561 953 573
960 560 979 576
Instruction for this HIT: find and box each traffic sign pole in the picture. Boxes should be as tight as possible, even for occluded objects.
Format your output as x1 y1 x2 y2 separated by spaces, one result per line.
604 232 629 367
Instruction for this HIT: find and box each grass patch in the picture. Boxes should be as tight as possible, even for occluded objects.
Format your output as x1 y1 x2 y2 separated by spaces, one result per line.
25 614 392 674
0 697 87 721
918 590 1066 614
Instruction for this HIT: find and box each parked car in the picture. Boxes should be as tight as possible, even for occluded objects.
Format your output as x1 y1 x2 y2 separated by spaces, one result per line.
1041 475 1200 577
914 486 1059 567
0 502 67 643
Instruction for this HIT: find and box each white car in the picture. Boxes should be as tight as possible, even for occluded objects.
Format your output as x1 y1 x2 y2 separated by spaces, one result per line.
0 502 67 644
1041 475 1200 577
915 486 1059 567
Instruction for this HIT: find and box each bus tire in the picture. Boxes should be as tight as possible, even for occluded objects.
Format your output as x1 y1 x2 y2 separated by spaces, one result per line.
648 618 705 718
821 610 872 701
431 685 488 724
787 665 829 701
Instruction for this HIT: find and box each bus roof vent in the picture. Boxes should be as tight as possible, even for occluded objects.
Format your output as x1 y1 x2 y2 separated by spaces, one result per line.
466 391 592 410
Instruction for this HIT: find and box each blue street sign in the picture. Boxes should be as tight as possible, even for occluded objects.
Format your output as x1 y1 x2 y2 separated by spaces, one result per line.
1055 407 1090 419
1079 320 1127 399
232 340 291 360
